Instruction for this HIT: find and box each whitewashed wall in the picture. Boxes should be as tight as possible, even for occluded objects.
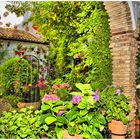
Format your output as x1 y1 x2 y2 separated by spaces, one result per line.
0 40 49 79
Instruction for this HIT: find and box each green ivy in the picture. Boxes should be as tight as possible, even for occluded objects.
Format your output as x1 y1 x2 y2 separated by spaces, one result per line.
6 2 112 90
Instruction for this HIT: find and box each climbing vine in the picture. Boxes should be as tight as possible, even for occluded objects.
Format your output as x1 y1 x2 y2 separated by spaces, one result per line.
6 1 112 90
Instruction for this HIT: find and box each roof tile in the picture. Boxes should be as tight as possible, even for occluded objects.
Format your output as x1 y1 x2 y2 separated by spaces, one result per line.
0 27 42 43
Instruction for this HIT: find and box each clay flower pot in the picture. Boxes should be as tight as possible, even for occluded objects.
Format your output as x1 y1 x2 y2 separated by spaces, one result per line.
63 130 82 139
17 101 41 111
135 120 140 138
108 120 127 139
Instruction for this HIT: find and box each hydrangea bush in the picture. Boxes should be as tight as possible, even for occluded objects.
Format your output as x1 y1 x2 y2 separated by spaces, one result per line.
0 83 130 139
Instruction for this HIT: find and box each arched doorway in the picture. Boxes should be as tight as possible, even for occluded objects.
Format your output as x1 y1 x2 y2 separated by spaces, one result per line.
104 1 139 138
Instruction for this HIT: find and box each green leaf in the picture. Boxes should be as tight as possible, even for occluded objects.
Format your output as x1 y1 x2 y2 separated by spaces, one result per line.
45 116 56 125
69 92 83 96
75 83 93 95
55 127 63 139
54 100 63 106
52 106 60 113
98 114 106 125
57 116 67 124
66 110 78 121
69 121 75 127
82 132 91 138
42 124 49 131
41 104 50 111
93 121 101 128
39 114 51 125
9 126 18 131
18 133 27 138
76 117 87 123
78 101 87 109
30 117 36 124
84 96 95 106
64 101 73 109
68 127 76 135
79 109 88 117
94 131 103 139
99 125 104 131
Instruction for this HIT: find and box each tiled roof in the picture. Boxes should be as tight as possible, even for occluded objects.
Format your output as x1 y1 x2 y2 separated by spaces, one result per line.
0 27 46 44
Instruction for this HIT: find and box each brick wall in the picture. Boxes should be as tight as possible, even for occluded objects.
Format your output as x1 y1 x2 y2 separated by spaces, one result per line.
104 2 139 138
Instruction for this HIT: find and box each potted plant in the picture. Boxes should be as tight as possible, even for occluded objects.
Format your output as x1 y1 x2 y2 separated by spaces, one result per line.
98 85 130 139
135 83 140 138
64 83 107 139
39 83 107 139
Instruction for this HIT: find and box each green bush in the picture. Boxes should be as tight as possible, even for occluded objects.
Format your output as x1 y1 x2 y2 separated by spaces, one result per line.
97 86 130 124
0 108 43 139
0 56 31 96
0 84 130 139
2 95 23 108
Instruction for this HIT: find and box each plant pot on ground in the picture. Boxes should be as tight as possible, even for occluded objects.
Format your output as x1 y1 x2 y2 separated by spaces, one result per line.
22 86 40 103
98 85 130 139
135 107 140 139
108 120 127 139
63 129 82 139
17 86 41 110
135 120 140 138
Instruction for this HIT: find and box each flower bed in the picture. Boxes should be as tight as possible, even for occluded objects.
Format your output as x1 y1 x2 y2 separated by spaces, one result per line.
0 83 130 139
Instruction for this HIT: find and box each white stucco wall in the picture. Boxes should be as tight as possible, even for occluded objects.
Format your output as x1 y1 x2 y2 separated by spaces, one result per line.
0 40 49 78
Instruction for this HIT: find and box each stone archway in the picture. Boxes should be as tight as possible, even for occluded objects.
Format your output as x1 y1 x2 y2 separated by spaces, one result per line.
104 1 139 138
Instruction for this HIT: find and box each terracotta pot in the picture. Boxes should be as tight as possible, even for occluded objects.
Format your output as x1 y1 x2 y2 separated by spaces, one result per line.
108 120 127 139
23 86 40 103
135 120 140 138
63 130 82 139
17 100 41 111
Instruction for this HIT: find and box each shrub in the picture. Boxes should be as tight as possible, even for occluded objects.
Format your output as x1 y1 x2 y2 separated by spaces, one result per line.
97 85 130 124
0 108 43 139
0 56 31 96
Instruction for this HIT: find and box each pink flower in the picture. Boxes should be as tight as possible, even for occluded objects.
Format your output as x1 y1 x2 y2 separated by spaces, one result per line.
58 110 65 116
42 94 59 103
116 89 121 96
71 95 82 104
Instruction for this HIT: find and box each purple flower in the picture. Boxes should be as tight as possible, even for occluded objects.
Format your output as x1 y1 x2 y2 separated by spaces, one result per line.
42 94 59 103
116 89 121 96
58 110 64 116
71 95 82 105
93 94 99 102
93 90 100 102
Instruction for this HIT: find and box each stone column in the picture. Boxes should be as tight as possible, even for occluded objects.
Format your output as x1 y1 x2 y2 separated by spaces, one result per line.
104 2 139 138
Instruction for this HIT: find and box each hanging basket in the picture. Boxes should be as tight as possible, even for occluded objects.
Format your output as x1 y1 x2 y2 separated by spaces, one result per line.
108 120 127 139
